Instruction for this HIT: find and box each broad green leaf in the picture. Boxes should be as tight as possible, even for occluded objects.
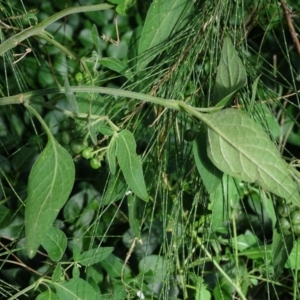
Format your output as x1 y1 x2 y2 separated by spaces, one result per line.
41 227 67 262
192 131 222 194
107 136 117 175
137 0 192 70
127 194 141 238
100 253 131 278
214 37 247 104
25 138 75 258
77 247 114 266
116 130 149 201
54 278 98 300
36 290 59 300
99 57 133 81
272 230 293 280
204 109 300 206
64 77 79 113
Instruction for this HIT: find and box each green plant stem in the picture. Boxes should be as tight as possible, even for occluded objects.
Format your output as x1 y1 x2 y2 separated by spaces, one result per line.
0 86 220 114
39 32 78 61
24 104 53 139
0 4 114 56
193 233 247 300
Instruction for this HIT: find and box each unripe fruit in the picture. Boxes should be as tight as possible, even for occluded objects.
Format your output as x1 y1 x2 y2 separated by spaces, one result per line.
291 210 300 225
277 204 291 218
293 224 300 235
90 158 101 169
61 131 72 145
82 147 94 159
62 118 76 130
278 217 291 231
184 129 196 142
75 72 84 83
70 138 86 154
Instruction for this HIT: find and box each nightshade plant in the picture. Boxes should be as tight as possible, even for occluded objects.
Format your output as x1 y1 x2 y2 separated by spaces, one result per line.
1 0 300 299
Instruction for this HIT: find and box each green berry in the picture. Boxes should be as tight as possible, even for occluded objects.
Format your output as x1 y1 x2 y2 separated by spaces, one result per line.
278 217 291 231
277 204 291 218
62 118 76 130
70 138 86 154
90 158 101 169
75 72 84 83
61 131 72 145
82 147 94 159
293 224 300 235
291 210 300 225
184 129 196 142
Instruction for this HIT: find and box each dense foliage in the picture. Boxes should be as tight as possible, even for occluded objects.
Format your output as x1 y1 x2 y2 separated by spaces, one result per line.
1 0 300 299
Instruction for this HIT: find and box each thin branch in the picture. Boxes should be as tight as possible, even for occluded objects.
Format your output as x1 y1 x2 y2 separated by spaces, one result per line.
281 0 300 58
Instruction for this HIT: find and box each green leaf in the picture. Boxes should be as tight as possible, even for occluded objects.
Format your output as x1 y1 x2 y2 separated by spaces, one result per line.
272 230 294 280
52 263 63 282
77 247 114 266
116 130 149 201
41 227 67 262
127 194 141 238
101 172 127 206
25 138 75 258
99 57 133 81
137 0 192 70
249 76 261 113
0 204 13 229
100 253 131 278
91 24 101 56
195 277 211 300
192 131 222 194
54 278 98 300
64 77 79 113
36 290 59 300
214 37 247 105
285 239 300 270
139 255 168 283
107 136 117 175
204 108 300 206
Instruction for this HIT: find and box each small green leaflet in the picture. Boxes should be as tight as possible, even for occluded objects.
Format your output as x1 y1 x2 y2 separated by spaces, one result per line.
41 227 67 262
99 57 133 81
91 24 101 56
127 193 141 238
204 108 300 206
272 230 294 280
76 247 114 266
116 130 149 201
64 76 79 113
214 37 247 106
107 136 117 174
25 137 75 258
